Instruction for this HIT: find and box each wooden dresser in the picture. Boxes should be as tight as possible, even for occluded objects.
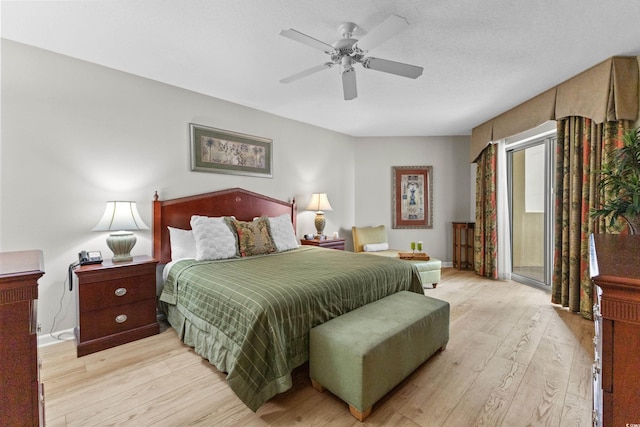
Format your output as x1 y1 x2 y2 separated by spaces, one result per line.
74 255 159 357
591 234 640 427
0 250 45 426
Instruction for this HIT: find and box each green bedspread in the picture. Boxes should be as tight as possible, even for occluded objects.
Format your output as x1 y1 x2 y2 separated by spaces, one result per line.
159 246 422 411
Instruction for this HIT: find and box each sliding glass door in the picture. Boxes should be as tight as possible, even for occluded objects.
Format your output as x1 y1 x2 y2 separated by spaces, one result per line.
507 135 555 287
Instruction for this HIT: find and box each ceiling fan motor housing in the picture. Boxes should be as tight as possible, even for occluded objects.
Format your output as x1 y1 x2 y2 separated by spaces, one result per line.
331 38 363 62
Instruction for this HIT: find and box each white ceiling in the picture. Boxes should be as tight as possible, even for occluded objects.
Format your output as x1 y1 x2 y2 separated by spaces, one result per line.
3 0 640 137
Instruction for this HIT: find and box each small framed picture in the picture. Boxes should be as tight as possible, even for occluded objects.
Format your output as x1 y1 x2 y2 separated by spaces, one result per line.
392 165 433 229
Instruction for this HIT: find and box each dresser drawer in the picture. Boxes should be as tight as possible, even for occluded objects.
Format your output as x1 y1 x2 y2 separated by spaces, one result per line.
79 274 155 311
78 298 156 341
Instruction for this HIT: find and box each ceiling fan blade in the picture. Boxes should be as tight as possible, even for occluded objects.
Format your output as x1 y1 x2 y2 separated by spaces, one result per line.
280 62 333 84
362 57 423 79
342 68 357 100
279 29 335 52
355 14 409 52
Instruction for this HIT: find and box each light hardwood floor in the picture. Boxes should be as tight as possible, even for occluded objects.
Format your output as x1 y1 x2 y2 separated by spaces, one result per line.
40 269 594 426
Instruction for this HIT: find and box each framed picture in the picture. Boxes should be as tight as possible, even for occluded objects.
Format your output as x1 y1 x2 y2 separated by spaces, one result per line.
392 166 433 229
190 123 273 178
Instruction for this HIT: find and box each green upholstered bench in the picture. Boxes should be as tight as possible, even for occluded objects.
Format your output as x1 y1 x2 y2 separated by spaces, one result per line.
309 291 450 421
352 225 442 287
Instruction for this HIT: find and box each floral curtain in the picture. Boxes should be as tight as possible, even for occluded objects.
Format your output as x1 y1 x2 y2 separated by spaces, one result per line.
474 143 498 279
552 117 630 319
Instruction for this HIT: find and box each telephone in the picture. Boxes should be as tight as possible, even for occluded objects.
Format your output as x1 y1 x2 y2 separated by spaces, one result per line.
68 251 103 291
79 250 103 265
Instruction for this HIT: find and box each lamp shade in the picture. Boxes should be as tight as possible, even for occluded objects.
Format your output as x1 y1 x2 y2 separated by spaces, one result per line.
93 201 149 231
93 201 148 263
306 193 333 212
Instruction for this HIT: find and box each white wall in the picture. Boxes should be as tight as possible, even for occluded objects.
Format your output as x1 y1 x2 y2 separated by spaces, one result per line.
353 136 472 262
1 40 355 340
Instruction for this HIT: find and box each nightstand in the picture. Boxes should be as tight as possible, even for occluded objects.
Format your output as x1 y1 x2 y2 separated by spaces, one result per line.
300 238 345 250
74 255 159 357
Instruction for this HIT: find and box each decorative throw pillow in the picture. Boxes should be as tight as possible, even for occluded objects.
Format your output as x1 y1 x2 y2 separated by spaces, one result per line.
190 215 238 261
167 226 196 259
268 214 299 252
223 216 241 257
233 217 276 257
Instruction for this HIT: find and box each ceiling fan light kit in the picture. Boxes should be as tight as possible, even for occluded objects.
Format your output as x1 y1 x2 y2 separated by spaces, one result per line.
279 14 424 100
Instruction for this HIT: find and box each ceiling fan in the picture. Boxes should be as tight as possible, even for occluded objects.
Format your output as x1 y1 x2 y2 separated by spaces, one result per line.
279 14 424 100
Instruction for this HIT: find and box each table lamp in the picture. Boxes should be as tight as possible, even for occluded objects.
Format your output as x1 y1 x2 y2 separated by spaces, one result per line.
93 201 149 262
306 193 333 238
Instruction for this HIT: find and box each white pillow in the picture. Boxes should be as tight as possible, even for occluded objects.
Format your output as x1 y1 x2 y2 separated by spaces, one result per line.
268 214 299 252
363 242 389 252
190 215 238 261
167 226 196 260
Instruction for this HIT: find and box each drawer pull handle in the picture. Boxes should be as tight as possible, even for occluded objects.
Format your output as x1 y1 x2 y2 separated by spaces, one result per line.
115 314 128 324
115 287 127 297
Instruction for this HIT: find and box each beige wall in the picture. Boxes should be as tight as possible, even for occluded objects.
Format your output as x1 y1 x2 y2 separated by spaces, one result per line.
353 136 472 262
511 151 544 267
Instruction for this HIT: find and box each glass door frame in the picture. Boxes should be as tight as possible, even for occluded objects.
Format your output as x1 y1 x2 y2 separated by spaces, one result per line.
506 131 555 288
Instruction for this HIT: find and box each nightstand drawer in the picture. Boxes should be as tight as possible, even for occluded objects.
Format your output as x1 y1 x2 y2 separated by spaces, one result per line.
300 238 345 250
318 240 344 250
80 275 156 311
78 299 156 341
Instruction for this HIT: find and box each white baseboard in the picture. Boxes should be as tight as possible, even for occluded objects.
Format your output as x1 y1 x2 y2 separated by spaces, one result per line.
38 328 76 348
442 261 453 268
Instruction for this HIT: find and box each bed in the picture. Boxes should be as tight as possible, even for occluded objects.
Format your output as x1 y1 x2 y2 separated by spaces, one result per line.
154 188 423 411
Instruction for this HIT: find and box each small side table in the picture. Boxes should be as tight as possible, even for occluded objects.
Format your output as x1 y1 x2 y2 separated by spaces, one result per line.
300 238 345 251
452 222 475 270
74 255 159 356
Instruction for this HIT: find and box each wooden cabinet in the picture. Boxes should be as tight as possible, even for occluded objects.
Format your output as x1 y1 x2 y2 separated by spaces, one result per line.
0 250 45 426
74 256 159 357
452 222 474 269
300 238 345 251
591 234 640 427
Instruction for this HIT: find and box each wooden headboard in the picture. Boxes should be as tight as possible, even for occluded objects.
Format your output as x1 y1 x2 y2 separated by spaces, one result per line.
153 187 297 264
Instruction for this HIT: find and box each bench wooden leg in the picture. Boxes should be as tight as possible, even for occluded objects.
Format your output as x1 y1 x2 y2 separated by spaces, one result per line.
349 405 372 422
311 379 324 392
432 282 438 288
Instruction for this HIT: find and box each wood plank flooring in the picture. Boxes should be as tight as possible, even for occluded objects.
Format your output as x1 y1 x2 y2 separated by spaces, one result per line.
39 269 594 426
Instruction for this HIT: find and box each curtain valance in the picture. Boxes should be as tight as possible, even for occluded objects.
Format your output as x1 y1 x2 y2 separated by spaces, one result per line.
470 56 639 162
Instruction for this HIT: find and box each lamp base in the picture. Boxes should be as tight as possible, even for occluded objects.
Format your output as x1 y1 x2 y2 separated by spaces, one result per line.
106 231 136 263
314 212 326 239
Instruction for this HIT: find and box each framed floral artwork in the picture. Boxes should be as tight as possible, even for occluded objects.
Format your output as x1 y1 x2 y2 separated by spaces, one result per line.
190 123 272 178
392 165 433 229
